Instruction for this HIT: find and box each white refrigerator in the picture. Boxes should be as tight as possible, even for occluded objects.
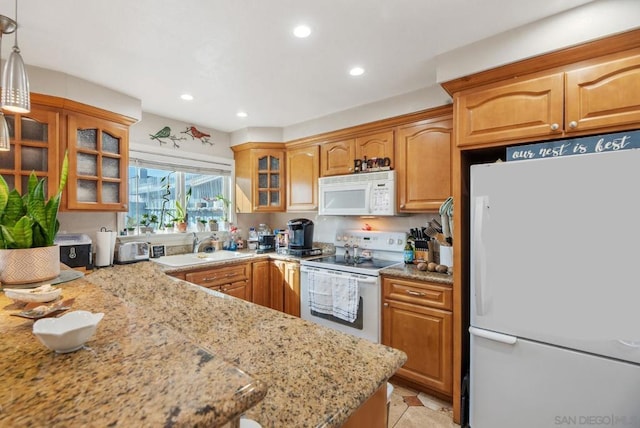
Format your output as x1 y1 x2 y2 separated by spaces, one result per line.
469 149 640 428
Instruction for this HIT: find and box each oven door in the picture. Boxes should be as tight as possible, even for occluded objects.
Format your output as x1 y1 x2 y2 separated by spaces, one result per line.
300 265 380 343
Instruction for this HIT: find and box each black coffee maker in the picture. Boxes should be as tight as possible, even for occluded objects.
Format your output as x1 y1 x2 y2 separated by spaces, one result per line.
287 218 314 249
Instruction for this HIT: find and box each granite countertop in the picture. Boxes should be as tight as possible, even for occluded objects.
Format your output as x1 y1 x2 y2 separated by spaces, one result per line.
1 262 406 427
0 273 266 427
380 263 453 285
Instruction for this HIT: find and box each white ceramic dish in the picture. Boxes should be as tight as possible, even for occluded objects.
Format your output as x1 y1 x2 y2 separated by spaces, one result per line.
32 310 104 353
4 284 61 303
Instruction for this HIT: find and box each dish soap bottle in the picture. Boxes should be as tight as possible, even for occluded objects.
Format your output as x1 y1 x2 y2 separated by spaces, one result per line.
404 241 414 264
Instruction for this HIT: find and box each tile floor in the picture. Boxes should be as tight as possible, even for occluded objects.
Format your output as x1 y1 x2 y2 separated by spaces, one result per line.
388 382 461 428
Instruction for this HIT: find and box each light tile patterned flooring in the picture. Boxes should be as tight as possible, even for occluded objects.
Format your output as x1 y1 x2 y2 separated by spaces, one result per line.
388 382 461 428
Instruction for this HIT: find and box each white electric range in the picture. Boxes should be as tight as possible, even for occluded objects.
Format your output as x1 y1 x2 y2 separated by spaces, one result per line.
300 230 406 342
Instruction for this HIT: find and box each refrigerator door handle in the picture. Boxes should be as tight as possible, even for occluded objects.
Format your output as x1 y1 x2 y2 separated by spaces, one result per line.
469 326 517 345
618 340 640 348
473 196 489 316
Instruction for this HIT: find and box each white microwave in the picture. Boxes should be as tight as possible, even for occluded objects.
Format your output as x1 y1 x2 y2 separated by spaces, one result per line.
318 170 396 216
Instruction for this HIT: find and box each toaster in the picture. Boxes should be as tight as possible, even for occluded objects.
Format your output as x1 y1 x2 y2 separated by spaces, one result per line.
114 241 149 264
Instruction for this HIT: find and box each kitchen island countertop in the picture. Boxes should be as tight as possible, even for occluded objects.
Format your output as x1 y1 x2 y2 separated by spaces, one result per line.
1 262 406 427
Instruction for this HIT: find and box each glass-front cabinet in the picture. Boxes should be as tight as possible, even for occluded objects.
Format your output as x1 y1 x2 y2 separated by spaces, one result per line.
0 107 60 198
254 149 283 210
66 112 129 211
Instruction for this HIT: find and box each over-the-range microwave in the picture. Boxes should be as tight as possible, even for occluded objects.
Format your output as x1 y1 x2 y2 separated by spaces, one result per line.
318 170 396 216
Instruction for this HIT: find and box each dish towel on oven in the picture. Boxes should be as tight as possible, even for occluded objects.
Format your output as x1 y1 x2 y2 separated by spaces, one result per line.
308 271 359 323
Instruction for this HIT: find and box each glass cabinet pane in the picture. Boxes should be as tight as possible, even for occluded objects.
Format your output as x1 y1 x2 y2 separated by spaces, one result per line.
270 191 280 206
102 157 120 178
102 132 120 153
258 156 268 170
77 153 98 176
0 147 15 169
258 191 268 206
102 182 119 203
21 147 48 172
270 173 279 189
270 156 279 171
258 173 268 189
77 129 98 150
77 179 98 202
4 175 14 189
21 117 48 142
5 116 14 138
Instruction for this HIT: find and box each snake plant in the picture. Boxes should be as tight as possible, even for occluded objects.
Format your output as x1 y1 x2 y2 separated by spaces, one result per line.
0 152 69 249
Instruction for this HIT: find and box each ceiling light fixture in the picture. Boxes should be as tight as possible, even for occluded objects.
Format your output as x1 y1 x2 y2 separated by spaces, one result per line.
0 14 17 151
349 67 365 76
293 25 311 38
1 0 30 113
180 93 194 101
236 111 248 118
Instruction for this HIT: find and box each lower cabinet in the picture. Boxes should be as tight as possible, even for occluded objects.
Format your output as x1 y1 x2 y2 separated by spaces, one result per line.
382 276 453 397
251 259 300 316
179 262 252 302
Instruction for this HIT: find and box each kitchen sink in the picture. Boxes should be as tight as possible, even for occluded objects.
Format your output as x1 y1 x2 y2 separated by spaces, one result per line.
151 252 253 267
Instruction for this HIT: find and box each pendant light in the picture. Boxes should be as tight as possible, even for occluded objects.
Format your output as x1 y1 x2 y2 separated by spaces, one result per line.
1 0 29 113
0 14 16 151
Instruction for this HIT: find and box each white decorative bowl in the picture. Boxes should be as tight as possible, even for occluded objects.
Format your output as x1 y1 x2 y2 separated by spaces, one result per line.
4 284 61 303
33 310 104 353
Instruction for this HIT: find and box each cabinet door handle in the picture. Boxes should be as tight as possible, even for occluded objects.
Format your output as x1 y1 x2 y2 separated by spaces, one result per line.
383 303 389 307
400 204 405 209
406 290 426 297
550 123 560 131
203 276 218 281
569 120 578 129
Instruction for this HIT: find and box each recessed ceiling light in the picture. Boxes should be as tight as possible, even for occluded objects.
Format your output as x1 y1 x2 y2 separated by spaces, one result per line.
180 93 194 101
293 25 311 38
237 111 248 118
349 67 365 76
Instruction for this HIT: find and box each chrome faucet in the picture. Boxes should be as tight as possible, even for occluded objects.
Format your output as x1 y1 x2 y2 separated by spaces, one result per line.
193 234 217 253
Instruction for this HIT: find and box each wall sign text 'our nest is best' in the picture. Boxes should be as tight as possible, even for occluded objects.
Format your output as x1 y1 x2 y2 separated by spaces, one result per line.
506 130 640 162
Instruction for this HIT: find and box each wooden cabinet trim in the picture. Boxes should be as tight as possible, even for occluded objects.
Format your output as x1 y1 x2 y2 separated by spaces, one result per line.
441 28 640 96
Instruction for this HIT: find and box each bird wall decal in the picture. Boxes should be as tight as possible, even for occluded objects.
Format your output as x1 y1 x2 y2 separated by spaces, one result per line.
149 126 187 148
182 126 214 145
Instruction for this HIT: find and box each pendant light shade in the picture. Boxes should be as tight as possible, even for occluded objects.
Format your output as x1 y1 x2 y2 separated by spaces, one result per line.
1 45 30 113
1 0 29 113
0 112 10 151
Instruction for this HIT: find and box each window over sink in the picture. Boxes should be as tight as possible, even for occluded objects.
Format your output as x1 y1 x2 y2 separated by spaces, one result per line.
123 146 234 234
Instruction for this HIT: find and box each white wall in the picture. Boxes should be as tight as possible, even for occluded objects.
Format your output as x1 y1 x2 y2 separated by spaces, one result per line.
435 0 640 83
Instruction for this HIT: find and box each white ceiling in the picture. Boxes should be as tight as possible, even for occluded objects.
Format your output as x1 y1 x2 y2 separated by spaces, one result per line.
9 0 594 132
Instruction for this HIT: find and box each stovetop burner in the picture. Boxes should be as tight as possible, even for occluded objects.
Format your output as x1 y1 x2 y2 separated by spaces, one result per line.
308 255 400 270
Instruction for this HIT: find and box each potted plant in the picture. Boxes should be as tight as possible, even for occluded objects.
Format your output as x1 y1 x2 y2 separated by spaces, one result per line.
197 217 207 232
174 188 191 233
139 213 158 233
208 218 218 232
0 153 69 285
164 221 175 232
214 194 230 230
125 215 137 235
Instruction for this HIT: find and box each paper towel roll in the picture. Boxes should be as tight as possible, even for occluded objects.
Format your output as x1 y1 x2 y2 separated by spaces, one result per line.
95 230 116 267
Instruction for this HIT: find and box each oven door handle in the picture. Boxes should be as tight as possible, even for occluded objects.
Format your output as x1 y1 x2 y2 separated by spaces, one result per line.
300 265 377 283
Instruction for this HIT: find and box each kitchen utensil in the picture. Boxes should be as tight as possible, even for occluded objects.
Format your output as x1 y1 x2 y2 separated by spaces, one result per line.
4 284 61 303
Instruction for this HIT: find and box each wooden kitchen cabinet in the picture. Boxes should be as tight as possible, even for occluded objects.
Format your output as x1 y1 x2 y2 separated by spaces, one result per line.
320 138 355 176
286 144 319 211
184 262 252 302
274 259 300 317
454 49 640 148
0 105 61 198
233 144 286 213
395 111 452 212
64 111 129 211
382 276 453 397
355 130 394 167
251 259 271 307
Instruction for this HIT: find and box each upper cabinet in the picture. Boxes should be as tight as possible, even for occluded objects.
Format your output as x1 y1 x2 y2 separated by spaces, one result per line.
65 111 129 211
395 109 452 212
0 106 60 198
320 130 395 177
453 48 640 148
320 138 355 176
286 144 319 211
0 95 134 211
233 144 286 213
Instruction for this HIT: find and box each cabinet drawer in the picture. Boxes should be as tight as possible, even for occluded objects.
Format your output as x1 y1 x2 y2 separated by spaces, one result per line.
382 276 452 310
185 263 250 288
